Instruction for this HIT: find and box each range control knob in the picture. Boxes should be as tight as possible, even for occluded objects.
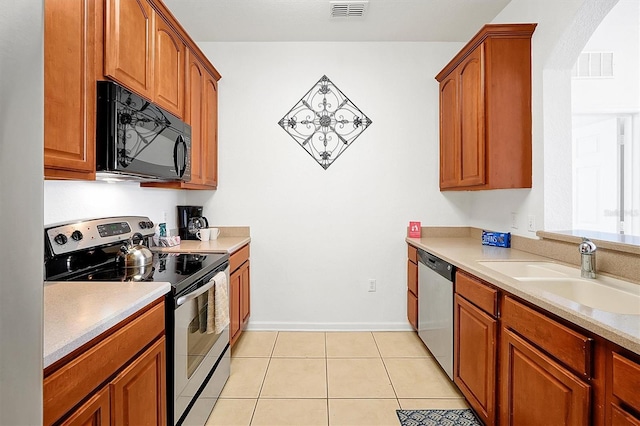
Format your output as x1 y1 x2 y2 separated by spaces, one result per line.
139 221 148 229
146 221 154 229
54 233 68 245
71 230 83 241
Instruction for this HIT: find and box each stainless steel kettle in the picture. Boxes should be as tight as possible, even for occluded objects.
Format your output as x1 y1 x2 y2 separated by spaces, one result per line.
117 233 153 269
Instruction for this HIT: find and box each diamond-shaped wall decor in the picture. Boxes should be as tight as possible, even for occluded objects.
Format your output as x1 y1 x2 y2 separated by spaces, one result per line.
278 75 372 169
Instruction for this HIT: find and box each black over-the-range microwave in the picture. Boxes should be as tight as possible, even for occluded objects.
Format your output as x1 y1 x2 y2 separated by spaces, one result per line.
96 81 191 182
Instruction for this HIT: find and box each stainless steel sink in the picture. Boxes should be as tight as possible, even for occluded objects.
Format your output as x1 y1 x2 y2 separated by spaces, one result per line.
478 261 640 315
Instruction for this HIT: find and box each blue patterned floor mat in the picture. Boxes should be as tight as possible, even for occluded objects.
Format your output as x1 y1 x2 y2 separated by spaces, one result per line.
397 409 482 426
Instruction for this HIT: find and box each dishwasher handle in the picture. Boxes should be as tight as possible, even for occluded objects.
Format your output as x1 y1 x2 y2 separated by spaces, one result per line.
417 249 455 282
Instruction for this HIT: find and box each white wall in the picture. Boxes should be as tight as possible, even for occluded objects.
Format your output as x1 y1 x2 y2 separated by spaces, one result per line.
0 0 44 423
572 0 639 114
44 181 188 228
535 0 617 231
189 1 611 330
189 42 470 329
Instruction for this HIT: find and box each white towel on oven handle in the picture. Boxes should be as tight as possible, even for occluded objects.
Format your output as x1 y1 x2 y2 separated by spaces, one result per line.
207 271 229 335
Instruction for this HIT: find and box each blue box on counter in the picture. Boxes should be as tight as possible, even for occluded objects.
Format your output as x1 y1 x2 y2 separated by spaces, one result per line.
482 230 511 248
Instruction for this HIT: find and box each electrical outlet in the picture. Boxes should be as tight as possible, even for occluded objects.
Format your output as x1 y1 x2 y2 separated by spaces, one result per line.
368 279 376 292
528 215 536 232
511 212 518 229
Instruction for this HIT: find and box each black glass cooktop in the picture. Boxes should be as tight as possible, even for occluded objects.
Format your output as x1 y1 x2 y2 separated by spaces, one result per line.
48 251 228 295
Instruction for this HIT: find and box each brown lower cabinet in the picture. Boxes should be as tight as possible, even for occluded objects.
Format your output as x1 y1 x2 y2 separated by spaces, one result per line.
454 271 498 426
230 244 251 346
44 299 166 426
451 269 640 426
608 351 640 425
60 387 110 426
454 295 497 425
500 328 590 425
407 244 418 330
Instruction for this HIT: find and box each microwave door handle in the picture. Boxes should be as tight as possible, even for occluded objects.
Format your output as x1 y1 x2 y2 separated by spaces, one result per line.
173 135 187 177
176 278 215 307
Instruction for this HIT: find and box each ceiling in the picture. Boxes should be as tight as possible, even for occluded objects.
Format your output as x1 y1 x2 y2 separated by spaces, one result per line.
162 0 512 42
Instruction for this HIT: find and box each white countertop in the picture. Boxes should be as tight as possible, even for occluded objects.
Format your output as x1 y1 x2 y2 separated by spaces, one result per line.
43 281 170 368
152 236 251 254
407 236 640 354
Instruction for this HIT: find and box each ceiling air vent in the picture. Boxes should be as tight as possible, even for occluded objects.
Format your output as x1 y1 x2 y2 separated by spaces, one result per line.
330 1 368 18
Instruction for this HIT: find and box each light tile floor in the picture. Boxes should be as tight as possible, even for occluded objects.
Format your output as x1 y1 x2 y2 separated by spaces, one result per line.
206 331 468 426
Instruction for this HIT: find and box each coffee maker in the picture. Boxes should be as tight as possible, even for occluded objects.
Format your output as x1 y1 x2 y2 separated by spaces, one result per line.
177 205 209 240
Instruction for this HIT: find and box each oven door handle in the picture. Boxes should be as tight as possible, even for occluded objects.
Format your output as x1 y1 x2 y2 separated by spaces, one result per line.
176 278 215 307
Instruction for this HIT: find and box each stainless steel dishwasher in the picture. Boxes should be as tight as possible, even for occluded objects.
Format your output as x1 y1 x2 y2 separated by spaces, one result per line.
417 249 455 380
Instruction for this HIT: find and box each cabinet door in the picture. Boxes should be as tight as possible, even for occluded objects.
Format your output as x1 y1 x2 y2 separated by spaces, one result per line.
458 47 485 187
407 259 418 296
240 260 251 325
500 328 590 426
44 0 95 179
407 290 418 331
229 268 242 346
110 337 166 426
454 295 496 425
154 16 184 118
186 52 205 186
609 351 640 425
60 387 110 426
104 0 154 99
202 73 219 188
407 256 418 331
439 74 459 189
611 404 640 426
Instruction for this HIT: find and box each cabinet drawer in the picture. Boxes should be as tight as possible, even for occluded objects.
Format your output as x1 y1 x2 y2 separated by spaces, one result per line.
408 245 418 264
456 271 497 317
612 352 640 411
502 296 592 378
230 244 250 273
43 300 165 425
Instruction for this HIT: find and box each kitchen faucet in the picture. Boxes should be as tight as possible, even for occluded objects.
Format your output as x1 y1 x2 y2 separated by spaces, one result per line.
578 238 597 279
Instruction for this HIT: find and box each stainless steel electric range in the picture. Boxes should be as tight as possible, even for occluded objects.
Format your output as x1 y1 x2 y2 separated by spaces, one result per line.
44 216 230 425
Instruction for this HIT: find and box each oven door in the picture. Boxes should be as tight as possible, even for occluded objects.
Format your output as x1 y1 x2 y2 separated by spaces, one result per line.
173 266 230 424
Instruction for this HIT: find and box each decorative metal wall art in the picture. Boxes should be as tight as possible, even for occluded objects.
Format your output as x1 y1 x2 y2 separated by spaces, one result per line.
278 75 372 169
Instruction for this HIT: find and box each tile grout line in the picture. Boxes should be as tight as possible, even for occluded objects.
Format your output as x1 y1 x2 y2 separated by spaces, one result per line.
249 331 280 425
372 331 402 410
325 332 330 426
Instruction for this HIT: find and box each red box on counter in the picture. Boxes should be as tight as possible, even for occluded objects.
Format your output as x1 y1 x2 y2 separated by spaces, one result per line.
409 221 421 238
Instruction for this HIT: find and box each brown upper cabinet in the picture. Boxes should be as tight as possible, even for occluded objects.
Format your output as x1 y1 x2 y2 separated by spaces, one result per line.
143 50 219 189
44 0 97 180
153 15 186 118
436 24 536 191
104 0 185 117
44 0 220 188
104 0 155 101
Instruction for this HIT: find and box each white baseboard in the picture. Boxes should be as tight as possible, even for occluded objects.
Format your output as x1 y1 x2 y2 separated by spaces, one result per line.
245 321 414 332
